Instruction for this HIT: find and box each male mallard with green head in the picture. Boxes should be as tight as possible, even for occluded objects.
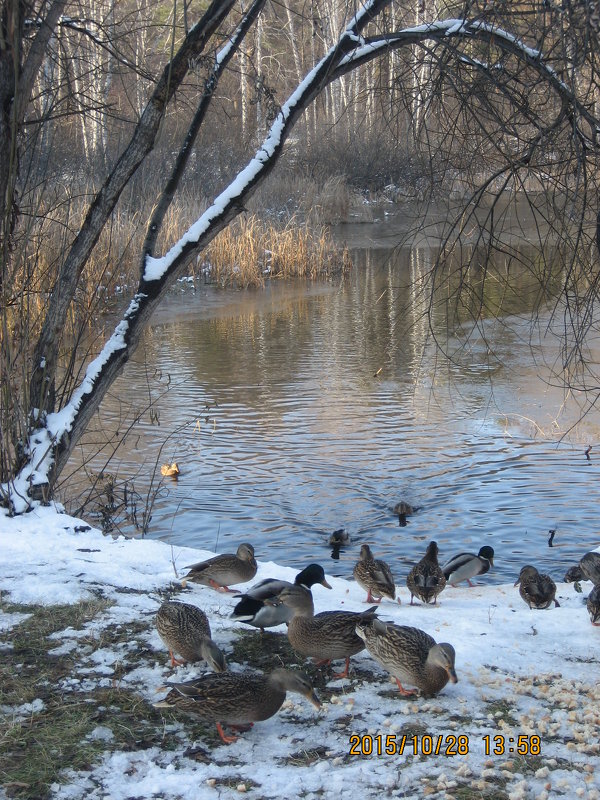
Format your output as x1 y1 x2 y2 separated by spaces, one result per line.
230 563 332 632
442 545 495 587
183 542 257 592
356 619 457 697
154 668 321 744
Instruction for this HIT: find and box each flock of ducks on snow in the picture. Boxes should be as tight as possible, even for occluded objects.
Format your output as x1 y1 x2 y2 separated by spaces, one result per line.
153 537 600 744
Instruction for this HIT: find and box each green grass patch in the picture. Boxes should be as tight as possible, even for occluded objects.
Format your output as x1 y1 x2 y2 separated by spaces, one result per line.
0 599 117 798
0 599 113 706
1 700 108 799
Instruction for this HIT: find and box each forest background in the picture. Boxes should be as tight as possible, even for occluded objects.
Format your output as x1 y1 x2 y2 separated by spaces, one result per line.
2 0 600 512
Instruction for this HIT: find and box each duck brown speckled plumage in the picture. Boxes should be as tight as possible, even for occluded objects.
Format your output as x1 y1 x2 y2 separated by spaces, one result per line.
154 668 321 744
406 541 446 605
353 544 398 604
356 619 458 697
272 584 378 678
514 565 560 609
564 551 600 586
586 585 600 625
183 543 257 592
155 600 226 671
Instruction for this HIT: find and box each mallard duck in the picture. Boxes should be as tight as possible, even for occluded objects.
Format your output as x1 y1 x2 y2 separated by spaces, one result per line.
353 544 398 604
442 546 495 587
272 584 378 678
564 551 600 586
156 600 226 672
514 565 560 609
393 501 420 527
406 541 446 605
154 668 321 744
161 462 180 477
184 543 257 592
230 563 332 632
329 529 350 561
356 619 457 697
328 529 350 547
586 585 600 625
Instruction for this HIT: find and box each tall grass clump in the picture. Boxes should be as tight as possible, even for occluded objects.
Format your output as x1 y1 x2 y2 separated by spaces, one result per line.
200 214 352 288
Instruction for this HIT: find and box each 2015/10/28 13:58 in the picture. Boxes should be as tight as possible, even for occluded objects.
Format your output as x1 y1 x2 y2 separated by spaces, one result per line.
348 734 542 757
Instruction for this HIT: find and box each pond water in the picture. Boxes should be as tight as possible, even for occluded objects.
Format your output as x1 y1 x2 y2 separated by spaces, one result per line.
61 217 600 586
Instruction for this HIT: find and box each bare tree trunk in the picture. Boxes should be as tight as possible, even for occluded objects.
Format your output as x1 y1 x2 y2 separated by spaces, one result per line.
28 0 238 425
0 0 67 285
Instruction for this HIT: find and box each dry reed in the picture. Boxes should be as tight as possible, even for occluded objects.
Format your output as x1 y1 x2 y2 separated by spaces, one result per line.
200 214 352 288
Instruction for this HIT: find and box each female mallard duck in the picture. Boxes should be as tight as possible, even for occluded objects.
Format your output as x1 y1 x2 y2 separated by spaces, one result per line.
353 544 398 604
356 619 457 697
586 585 600 625
328 529 350 560
564 551 600 586
155 601 227 672
406 541 446 605
154 668 321 744
230 564 332 632
442 546 495 587
272 584 378 678
393 501 420 527
328 529 350 547
183 543 257 592
514 565 560 609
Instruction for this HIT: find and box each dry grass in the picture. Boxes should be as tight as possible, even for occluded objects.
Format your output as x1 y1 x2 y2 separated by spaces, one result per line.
200 214 352 288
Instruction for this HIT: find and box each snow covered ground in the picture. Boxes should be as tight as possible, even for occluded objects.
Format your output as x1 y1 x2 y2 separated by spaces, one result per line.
1 503 599 800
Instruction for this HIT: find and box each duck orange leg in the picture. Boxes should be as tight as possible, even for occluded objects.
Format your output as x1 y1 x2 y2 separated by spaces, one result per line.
394 678 418 696
209 579 236 593
365 591 382 604
331 657 351 679
169 651 185 667
216 722 238 744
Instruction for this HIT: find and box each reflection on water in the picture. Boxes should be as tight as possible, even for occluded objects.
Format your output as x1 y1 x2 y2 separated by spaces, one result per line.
61 241 600 585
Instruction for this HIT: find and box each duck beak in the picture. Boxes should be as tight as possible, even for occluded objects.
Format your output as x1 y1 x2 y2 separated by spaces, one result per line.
513 578 520 587
321 579 333 590
489 557 494 567
447 666 458 683
306 690 322 709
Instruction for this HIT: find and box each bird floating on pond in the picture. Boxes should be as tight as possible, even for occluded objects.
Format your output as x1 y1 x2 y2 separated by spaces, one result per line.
161 462 180 477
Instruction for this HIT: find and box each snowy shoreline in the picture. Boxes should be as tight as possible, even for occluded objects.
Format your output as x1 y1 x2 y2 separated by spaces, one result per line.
1 503 599 800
